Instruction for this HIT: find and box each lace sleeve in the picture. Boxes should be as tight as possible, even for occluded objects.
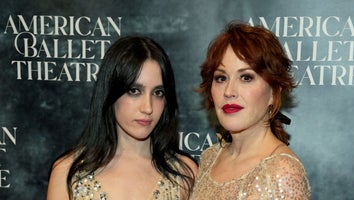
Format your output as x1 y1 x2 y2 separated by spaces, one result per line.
197 144 219 172
264 154 311 199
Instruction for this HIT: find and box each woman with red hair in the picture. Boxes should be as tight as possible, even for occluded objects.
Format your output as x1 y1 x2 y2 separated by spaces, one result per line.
190 22 311 199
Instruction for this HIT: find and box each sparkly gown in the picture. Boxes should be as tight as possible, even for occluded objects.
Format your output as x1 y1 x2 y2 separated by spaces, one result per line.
72 163 181 200
190 143 311 200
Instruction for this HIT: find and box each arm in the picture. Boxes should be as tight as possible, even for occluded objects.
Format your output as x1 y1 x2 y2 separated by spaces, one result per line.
179 155 198 200
266 154 311 199
46 157 72 200
180 155 198 177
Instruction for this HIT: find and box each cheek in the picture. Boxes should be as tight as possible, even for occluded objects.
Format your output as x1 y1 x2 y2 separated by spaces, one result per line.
253 87 273 106
211 84 219 101
114 98 124 111
157 102 165 112
113 100 123 119
154 99 165 114
113 100 119 113
113 101 121 123
114 97 132 115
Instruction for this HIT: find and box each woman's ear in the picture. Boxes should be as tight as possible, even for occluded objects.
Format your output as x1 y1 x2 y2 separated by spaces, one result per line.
269 86 282 113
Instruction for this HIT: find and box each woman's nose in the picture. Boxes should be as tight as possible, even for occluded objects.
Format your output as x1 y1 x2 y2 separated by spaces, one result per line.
140 95 153 115
224 80 237 99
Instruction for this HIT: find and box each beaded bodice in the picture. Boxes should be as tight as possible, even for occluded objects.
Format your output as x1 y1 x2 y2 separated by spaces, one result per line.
190 143 311 200
72 167 180 200
73 173 107 200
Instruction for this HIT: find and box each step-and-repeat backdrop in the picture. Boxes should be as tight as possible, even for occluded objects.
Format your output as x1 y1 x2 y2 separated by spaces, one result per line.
1 0 353 199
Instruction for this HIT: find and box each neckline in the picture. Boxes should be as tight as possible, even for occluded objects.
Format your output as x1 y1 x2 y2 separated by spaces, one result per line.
147 159 180 199
206 143 291 186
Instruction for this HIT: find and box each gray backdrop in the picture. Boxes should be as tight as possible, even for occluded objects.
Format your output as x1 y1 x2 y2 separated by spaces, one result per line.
1 0 353 199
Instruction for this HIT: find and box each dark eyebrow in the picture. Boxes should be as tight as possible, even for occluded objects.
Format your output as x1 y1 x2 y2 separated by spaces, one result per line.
154 85 164 91
131 83 143 88
131 83 164 90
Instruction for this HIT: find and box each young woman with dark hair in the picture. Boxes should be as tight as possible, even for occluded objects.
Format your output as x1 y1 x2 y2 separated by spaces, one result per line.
47 36 197 200
190 22 311 199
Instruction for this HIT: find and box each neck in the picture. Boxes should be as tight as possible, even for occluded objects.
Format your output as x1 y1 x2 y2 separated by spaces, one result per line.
116 131 152 159
227 126 272 157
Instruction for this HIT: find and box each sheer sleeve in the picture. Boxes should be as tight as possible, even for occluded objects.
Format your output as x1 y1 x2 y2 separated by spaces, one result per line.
262 154 311 199
197 144 219 173
191 146 311 200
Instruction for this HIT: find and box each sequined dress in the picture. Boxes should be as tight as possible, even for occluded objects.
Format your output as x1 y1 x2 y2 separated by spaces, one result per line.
72 164 181 200
190 143 311 200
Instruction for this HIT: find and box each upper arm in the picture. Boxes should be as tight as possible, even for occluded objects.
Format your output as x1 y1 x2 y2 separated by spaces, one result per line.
46 157 72 200
267 155 311 199
180 155 198 177
178 155 198 200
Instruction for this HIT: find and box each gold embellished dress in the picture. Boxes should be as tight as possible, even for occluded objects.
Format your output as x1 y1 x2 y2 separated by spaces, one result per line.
190 143 311 200
72 163 181 200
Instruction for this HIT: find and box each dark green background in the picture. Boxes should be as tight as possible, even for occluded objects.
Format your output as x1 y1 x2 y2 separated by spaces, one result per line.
1 0 353 199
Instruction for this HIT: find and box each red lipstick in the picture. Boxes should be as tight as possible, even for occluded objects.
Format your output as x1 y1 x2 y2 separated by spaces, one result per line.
222 104 244 114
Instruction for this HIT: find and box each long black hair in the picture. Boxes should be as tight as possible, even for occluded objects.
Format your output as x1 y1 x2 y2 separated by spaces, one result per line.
55 36 195 198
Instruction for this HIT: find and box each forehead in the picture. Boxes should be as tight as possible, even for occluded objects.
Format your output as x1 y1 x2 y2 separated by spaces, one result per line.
135 59 163 85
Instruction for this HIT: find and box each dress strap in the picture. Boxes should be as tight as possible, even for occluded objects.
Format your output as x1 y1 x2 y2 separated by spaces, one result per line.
269 143 286 156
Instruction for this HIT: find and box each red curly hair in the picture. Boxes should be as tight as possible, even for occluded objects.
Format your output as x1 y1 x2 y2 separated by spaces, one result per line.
199 22 296 144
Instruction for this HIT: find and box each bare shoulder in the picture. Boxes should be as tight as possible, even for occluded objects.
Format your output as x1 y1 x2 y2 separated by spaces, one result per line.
50 154 75 178
179 155 198 176
54 154 75 169
47 155 75 200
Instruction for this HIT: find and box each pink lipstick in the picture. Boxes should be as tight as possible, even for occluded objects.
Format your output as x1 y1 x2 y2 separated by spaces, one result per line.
136 119 152 126
222 104 244 114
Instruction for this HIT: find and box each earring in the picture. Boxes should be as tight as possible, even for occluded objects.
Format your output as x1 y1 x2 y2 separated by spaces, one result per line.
268 105 273 114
